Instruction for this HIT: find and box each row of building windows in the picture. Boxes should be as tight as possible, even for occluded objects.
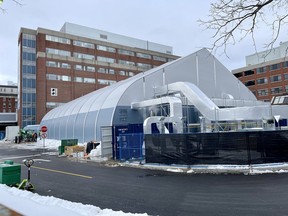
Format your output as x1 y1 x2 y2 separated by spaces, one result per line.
46 102 65 109
1 97 14 102
45 35 171 62
46 61 136 76
235 61 288 78
46 74 117 85
46 35 71 44
0 88 17 93
46 61 71 69
244 74 288 87
257 86 288 96
1 109 13 113
2 103 13 107
45 48 166 67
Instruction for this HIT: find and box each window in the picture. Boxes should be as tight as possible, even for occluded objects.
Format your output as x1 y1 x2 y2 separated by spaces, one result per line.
46 48 71 57
119 70 127 76
270 63 281 71
73 52 95 60
98 68 115 74
284 74 288 80
245 80 255 86
74 77 83 83
244 70 254 76
98 79 116 85
97 56 115 64
97 45 116 53
83 78 95 83
75 65 83 71
153 56 166 62
257 89 268 96
46 102 65 109
257 78 268 85
118 70 135 77
98 68 106 73
283 61 288 68
62 76 70 82
256 67 267 74
73 40 94 49
46 35 70 44
74 65 95 72
118 60 135 66
137 63 152 70
46 61 71 69
100 34 108 39
46 74 71 81
87 66 96 72
22 34 36 48
271 87 283 95
61 63 71 69
136 53 151 59
285 85 288 93
234 72 243 78
118 49 134 56
22 52 36 61
270 75 282 83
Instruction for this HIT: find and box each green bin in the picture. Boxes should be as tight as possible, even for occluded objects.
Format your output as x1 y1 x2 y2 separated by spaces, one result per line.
59 139 78 155
58 146 65 155
61 139 78 147
0 162 21 185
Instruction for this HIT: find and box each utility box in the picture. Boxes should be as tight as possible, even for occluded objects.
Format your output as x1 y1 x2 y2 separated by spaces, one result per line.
0 161 21 185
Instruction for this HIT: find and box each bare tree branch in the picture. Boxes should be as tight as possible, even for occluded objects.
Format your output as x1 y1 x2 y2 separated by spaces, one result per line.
0 0 23 13
199 0 288 57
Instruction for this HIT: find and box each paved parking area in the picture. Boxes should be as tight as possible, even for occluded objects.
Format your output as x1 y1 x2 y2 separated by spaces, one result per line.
1 143 288 216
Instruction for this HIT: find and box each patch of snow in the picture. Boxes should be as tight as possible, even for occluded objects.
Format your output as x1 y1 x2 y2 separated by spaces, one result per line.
0 184 148 216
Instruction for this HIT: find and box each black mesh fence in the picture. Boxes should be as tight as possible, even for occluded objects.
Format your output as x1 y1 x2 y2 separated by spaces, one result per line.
145 130 288 165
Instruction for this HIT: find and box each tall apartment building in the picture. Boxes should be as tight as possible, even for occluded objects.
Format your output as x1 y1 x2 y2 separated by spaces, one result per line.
18 22 179 128
232 41 288 102
0 84 17 132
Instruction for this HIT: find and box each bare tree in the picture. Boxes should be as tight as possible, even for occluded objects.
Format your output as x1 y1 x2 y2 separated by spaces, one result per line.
200 0 288 56
0 0 23 13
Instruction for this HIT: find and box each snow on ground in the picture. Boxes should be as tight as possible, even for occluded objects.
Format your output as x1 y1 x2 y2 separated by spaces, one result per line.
1 138 288 215
0 184 148 216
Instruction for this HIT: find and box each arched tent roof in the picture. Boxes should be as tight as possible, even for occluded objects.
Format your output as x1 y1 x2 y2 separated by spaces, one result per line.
41 49 257 142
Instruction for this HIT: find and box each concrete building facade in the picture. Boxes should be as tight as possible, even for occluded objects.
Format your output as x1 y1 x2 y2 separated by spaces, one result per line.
232 41 288 102
18 22 179 128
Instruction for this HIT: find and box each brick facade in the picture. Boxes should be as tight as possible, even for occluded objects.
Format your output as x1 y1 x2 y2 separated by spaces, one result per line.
0 85 17 113
233 59 288 102
18 26 179 128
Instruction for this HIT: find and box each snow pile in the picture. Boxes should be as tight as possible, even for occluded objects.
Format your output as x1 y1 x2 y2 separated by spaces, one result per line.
0 184 148 216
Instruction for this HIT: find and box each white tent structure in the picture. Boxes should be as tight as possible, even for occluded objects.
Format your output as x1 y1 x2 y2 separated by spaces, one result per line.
41 49 288 148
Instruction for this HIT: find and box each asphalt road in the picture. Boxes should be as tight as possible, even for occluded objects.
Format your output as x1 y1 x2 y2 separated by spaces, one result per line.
1 144 288 216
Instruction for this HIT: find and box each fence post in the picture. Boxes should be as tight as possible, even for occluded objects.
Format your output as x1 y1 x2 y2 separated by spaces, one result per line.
246 132 252 173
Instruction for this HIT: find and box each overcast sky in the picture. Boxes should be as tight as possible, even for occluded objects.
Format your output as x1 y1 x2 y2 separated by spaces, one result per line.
0 0 286 85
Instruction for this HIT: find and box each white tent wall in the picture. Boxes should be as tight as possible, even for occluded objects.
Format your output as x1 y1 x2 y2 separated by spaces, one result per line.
163 49 256 100
41 49 260 143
